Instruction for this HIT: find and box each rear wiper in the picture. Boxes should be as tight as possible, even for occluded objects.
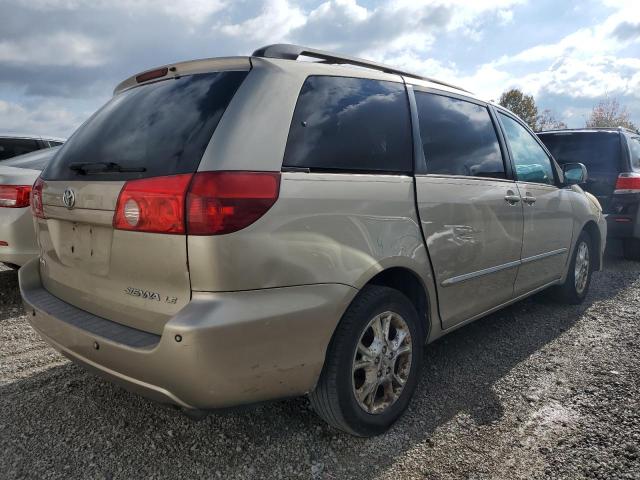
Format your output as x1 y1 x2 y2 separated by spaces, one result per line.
69 162 147 175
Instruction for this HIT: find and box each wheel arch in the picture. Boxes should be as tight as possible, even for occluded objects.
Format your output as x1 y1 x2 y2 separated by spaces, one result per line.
582 220 602 271
364 266 432 340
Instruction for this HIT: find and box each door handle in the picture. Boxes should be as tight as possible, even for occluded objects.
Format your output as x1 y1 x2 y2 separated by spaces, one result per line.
523 194 537 205
504 193 521 205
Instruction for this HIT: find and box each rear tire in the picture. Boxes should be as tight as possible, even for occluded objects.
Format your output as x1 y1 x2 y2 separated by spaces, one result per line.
553 230 593 304
623 238 640 261
310 285 424 437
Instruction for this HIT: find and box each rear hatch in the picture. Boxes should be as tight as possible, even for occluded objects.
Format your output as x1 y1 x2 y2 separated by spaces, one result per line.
539 131 622 212
35 66 249 335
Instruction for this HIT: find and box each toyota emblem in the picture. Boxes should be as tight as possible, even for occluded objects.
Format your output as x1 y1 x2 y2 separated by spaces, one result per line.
62 187 76 209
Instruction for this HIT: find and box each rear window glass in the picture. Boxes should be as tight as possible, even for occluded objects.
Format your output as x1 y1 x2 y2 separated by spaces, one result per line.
414 92 505 178
3 146 59 170
538 132 622 173
42 71 248 181
283 76 412 173
0 138 41 161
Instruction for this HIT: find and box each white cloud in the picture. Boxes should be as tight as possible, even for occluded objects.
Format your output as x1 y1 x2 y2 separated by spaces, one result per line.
218 0 524 60
0 32 107 67
13 0 228 23
1 0 639 133
219 0 306 42
0 99 85 137
447 3 640 108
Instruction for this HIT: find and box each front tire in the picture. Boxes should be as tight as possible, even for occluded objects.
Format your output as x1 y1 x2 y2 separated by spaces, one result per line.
623 238 640 261
553 230 593 304
310 285 424 437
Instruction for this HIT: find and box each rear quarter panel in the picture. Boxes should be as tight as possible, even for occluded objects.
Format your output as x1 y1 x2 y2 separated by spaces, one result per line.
189 173 431 288
188 172 439 330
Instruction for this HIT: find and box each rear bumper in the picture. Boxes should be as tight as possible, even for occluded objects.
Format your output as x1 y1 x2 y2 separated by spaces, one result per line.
606 193 640 239
20 258 356 410
605 214 640 239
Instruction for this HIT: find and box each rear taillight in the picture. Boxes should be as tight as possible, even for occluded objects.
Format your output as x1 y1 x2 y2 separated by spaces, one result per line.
113 172 281 235
615 173 640 194
31 177 46 218
187 171 280 235
0 185 31 208
113 174 192 234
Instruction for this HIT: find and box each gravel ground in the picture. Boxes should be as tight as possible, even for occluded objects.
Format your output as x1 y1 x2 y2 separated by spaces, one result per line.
1 242 639 480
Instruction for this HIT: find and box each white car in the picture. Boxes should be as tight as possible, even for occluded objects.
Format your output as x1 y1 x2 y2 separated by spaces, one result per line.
0 147 59 267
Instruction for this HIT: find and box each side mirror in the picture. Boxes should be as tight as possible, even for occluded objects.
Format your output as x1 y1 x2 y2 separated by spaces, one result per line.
562 163 588 186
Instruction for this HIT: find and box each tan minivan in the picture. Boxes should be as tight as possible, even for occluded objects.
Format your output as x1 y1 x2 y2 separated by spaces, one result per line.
20 44 606 436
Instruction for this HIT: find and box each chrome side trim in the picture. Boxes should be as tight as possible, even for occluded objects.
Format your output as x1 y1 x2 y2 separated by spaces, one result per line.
441 248 568 286
520 248 568 265
441 260 521 286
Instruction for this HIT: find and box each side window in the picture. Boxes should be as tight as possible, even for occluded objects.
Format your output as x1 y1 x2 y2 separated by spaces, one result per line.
414 92 505 178
628 136 640 170
283 76 412 173
0 138 40 161
499 113 555 185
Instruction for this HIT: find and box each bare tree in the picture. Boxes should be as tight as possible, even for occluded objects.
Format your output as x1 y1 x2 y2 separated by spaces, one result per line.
536 109 567 132
586 96 638 131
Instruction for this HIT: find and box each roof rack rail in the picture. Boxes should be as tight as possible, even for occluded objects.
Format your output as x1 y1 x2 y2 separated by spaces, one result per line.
252 43 471 94
538 126 639 134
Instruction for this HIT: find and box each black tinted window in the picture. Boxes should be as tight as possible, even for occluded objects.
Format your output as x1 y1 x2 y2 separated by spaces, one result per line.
538 132 622 174
414 92 505 178
43 71 247 181
0 138 40 160
283 76 412 173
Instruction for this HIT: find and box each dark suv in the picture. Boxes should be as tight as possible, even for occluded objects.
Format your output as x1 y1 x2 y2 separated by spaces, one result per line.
538 128 640 260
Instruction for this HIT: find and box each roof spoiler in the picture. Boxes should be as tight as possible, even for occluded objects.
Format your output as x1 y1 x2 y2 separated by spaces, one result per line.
252 43 471 93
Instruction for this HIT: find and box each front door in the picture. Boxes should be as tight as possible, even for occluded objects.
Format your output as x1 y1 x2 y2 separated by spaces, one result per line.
497 112 574 296
413 90 524 329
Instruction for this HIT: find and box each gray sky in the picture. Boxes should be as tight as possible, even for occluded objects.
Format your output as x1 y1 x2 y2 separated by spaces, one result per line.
0 0 638 137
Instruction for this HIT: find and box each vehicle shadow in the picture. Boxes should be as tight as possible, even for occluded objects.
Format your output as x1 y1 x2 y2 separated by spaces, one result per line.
0 253 636 479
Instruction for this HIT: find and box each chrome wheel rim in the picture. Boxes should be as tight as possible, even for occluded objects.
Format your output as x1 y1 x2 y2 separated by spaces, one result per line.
574 241 590 294
352 311 412 415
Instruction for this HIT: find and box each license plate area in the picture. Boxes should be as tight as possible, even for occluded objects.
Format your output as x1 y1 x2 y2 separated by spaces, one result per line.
50 220 113 275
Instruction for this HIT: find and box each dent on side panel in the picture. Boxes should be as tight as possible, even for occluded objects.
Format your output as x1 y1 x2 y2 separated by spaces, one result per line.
416 176 524 329
188 173 434 296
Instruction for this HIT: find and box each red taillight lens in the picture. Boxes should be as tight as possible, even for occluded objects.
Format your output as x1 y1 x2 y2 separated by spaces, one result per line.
187 171 280 235
31 177 46 218
113 174 192 234
615 173 640 193
0 185 32 208
113 172 280 235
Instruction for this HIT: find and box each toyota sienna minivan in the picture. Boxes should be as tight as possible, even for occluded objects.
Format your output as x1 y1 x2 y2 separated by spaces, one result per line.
20 44 606 436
